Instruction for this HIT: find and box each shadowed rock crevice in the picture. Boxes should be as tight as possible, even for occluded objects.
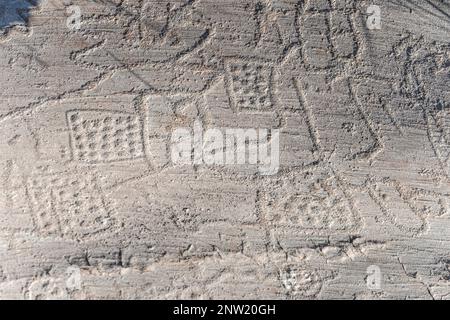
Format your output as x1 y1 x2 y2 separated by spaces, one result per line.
0 0 39 30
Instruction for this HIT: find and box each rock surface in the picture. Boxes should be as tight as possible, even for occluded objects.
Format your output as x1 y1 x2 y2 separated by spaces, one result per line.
0 0 449 299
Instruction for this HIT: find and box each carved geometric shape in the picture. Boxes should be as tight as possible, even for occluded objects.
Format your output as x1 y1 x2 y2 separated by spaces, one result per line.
279 266 323 298
366 178 429 236
265 170 362 237
225 59 273 111
282 178 360 232
26 171 114 240
299 0 359 70
67 110 145 163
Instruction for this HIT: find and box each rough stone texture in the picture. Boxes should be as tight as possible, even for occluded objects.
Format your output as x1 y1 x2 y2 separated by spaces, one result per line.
0 0 449 300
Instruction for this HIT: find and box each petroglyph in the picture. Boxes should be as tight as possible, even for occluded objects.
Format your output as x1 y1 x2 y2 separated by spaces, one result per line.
264 168 363 246
26 169 115 240
365 177 429 236
225 59 274 112
298 0 360 70
67 110 145 164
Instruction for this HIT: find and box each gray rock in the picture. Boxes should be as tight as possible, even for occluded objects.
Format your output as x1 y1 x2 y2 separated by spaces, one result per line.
0 0 449 300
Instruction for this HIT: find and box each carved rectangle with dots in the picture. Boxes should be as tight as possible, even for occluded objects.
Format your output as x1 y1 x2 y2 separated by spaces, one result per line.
225 59 273 111
264 171 362 236
67 110 145 163
26 172 114 239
